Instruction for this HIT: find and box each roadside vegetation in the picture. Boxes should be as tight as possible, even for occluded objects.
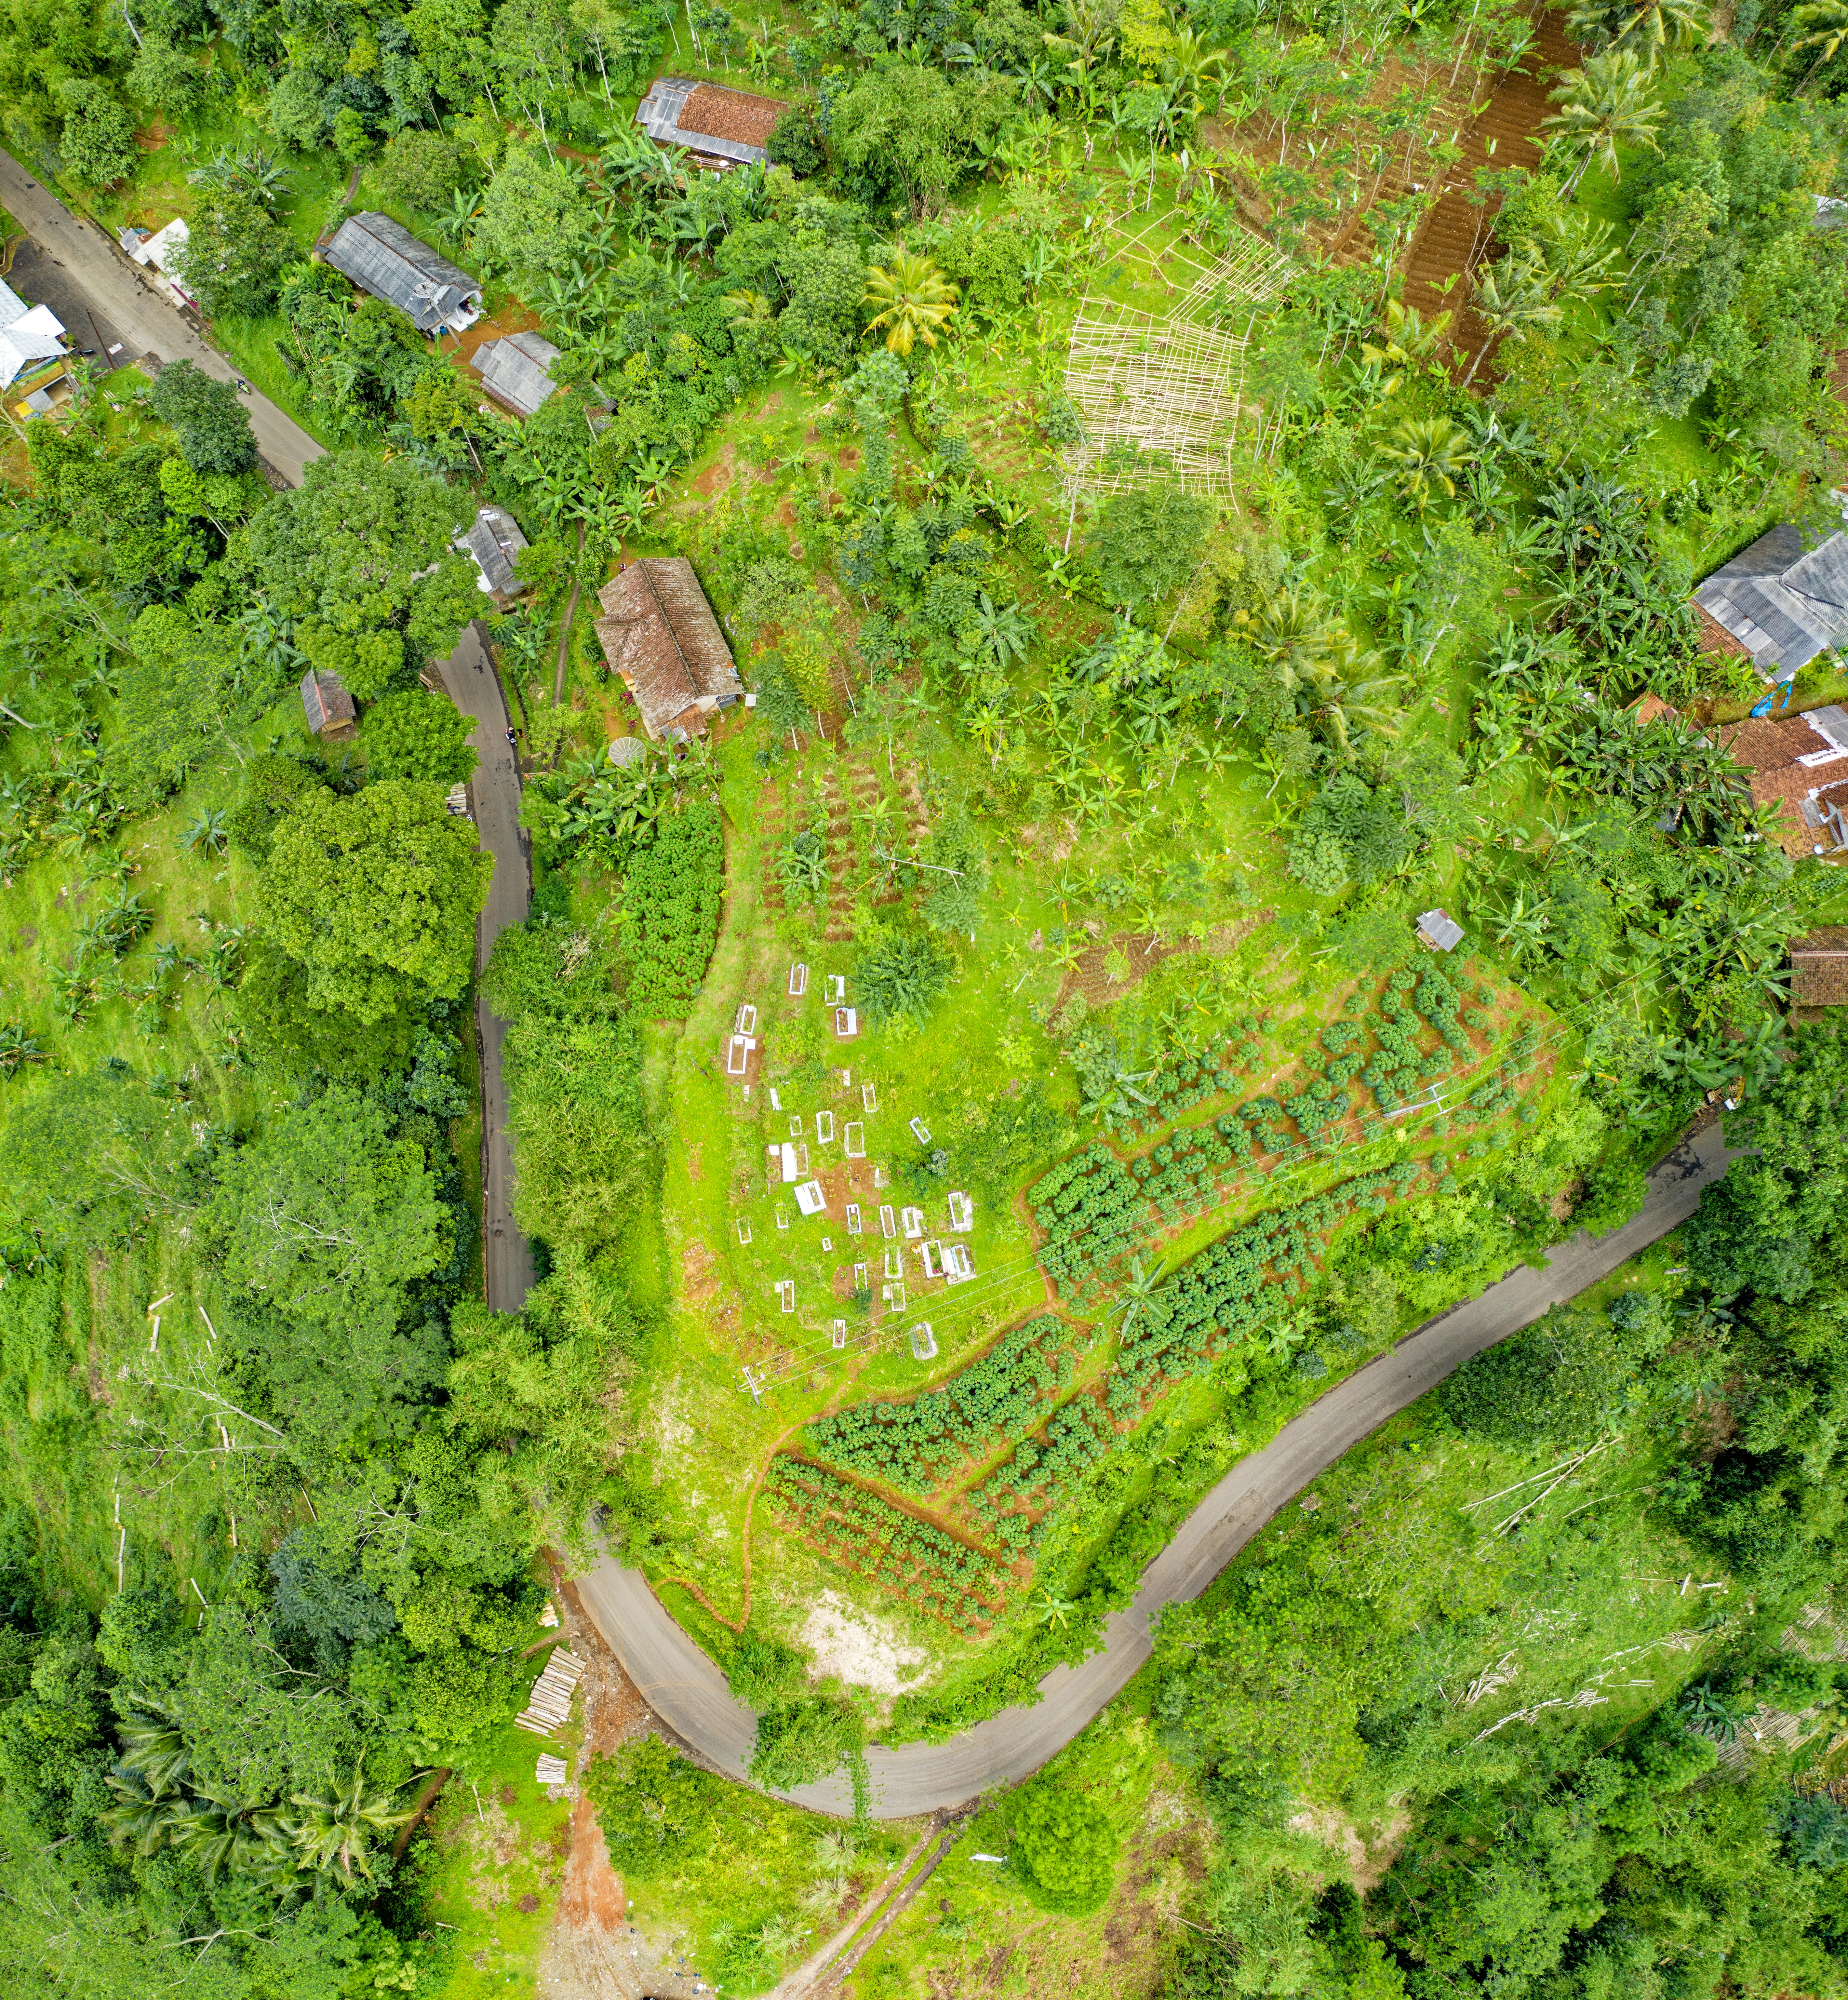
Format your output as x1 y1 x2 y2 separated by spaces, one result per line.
5 0 1848 1994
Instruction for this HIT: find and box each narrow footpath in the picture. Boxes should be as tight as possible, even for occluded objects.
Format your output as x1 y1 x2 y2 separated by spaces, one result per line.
0 148 325 486
436 620 538 1312
574 1123 1733 1820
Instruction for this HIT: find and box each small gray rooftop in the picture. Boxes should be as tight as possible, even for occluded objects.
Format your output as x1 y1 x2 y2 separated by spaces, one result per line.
1695 522 1848 677
455 506 528 598
323 213 482 335
472 330 563 417
1417 908 1463 953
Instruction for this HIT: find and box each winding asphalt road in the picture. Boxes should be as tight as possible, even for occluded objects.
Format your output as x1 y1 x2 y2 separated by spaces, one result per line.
574 1122 1734 1819
436 620 538 1312
0 149 325 486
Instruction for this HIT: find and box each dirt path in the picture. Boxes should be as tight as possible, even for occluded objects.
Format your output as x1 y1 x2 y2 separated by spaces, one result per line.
537 1574 710 2000
1400 6 1580 364
554 523 588 706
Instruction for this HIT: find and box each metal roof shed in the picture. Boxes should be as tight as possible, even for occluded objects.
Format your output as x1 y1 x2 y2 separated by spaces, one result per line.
1416 908 1463 952
1694 523 1848 679
302 668 356 739
323 214 482 334
455 506 528 598
471 329 563 417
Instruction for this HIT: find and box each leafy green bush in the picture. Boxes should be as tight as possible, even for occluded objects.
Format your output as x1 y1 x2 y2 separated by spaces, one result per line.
1008 1781 1119 1915
362 689 478 786
620 802 724 1017
854 927 953 1024
747 1691 862 1791
582 1735 718 1881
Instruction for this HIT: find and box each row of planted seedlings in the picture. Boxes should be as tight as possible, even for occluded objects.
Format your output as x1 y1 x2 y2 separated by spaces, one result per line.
766 968 1555 1632
1076 962 1550 1258
779 1140 1455 1630
761 1457 1012 1640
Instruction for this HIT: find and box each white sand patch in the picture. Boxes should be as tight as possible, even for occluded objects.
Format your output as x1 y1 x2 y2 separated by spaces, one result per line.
799 1591 931 1696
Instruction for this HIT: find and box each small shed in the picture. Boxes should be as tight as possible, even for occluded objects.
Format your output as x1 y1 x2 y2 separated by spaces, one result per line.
637 76 788 168
1416 908 1463 953
125 218 195 309
594 557 742 742
455 506 528 598
301 667 356 740
471 329 564 417
322 213 482 335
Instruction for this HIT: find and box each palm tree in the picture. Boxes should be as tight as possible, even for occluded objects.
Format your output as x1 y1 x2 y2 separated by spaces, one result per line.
284 1771 412 1885
1360 299 1453 394
1377 416 1471 508
1292 633 1405 759
862 253 961 357
1462 259 1560 384
1795 0 1848 83
1566 0 1708 58
1542 50 1665 196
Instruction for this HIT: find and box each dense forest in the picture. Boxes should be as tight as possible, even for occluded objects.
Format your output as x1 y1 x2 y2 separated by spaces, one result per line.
5 0 1848 1992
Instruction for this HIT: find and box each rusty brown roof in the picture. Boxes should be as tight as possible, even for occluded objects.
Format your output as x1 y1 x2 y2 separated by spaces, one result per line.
1792 926 1848 1007
678 84 786 147
1714 714 1836 773
594 557 741 742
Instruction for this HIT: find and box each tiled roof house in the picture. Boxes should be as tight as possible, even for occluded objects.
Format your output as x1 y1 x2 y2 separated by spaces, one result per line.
636 77 788 167
1790 926 1848 1008
1712 704 1848 856
323 214 482 335
594 559 742 741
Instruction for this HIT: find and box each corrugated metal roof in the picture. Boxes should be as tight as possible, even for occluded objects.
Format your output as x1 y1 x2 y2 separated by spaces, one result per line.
473 330 562 417
301 667 355 736
324 214 482 333
456 506 528 596
1695 523 1848 674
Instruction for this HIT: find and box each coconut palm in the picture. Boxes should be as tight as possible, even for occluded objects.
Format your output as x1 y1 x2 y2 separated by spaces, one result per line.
1566 0 1708 58
1542 49 1665 196
1795 0 1848 81
862 253 961 357
1462 259 1560 384
1377 415 1471 508
1290 632 1405 760
283 1771 413 1886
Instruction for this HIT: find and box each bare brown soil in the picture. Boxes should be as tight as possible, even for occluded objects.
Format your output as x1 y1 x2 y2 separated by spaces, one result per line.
1401 8 1581 372
536 1575 709 2000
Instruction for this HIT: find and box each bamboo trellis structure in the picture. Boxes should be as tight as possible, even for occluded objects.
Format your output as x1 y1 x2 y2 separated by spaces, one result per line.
1061 224 1295 502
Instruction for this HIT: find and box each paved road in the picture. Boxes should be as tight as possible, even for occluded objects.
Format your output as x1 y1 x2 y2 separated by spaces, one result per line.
0 149 325 486
436 620 538 1312
575 1122 1735 1818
